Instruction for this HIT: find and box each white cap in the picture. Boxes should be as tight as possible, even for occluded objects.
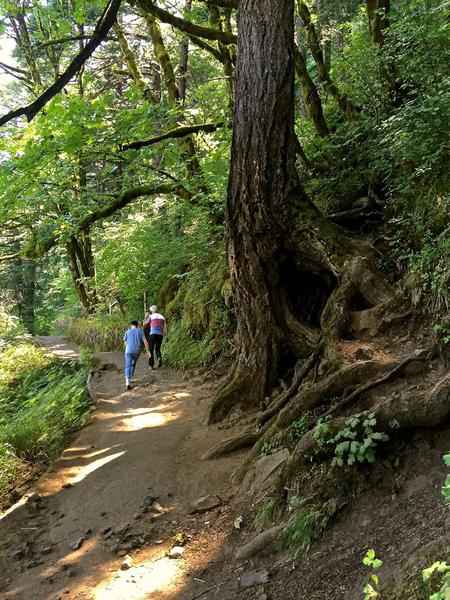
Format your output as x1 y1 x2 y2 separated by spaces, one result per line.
150 305 158 312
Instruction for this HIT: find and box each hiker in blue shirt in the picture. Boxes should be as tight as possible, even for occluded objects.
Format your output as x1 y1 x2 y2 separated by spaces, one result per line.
123 321 150 390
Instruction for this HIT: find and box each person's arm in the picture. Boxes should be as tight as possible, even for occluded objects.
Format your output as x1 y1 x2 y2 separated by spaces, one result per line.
142 312 150 326
123 331 127 350
141 330 151 357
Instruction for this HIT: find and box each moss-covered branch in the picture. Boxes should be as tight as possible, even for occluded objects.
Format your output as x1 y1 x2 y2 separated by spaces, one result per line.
0 183 188 261
297 1 359 119
120 121 225 151
136 0 237 45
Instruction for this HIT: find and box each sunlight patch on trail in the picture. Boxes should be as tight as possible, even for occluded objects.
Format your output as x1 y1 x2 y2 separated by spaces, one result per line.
65 450 126 484
113 405 182 432
93 556 180 599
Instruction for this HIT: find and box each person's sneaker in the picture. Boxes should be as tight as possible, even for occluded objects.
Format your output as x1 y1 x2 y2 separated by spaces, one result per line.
149 366 153 371
157 358 162 369
127 384 132 390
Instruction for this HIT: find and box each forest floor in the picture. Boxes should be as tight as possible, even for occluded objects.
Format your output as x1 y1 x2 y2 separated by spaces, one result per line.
0 337 448 600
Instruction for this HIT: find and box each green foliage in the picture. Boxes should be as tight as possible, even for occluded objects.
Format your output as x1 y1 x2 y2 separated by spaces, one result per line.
260 412 311 456
0 341 92 507
253 499 277 532
422 561 450 600
0 443 28 509
65 315 128 352
362 549 383 599
277 498 329 557
313 413 389 466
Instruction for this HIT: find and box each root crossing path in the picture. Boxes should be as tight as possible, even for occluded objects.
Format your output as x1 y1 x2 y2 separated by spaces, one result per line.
0 337 243 600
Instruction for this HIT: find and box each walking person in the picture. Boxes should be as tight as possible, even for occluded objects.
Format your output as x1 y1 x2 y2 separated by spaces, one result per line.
123 320 150 390
143 305 167 370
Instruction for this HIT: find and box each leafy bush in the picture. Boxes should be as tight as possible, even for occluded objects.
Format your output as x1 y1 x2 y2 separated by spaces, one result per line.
260 412 311 456
313 413 389 466
65 315 129 351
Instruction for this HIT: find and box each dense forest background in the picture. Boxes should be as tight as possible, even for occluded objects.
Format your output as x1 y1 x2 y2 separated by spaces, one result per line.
0 1 449 597
0 0 447 363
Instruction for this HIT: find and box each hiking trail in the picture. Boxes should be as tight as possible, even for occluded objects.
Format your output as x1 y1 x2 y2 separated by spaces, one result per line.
0 337 243 600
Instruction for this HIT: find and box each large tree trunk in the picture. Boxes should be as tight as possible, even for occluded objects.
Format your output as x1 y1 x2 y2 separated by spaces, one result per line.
209 0 392 423
209 0 331 421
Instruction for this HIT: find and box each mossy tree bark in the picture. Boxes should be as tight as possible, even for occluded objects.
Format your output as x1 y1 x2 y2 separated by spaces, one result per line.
210 0 337 422
209 0 394 423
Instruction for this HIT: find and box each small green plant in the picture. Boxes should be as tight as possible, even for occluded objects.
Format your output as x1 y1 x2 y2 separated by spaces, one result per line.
422 561 450 600
433 321 450 345
260 412 311 457
277 499 329 556
362 549 383 598
253 499 277 532
327 413 389 467
312 415 332 448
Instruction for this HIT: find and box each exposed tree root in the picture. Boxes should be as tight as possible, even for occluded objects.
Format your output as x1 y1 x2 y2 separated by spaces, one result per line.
233 359 397 483
201 430 260 460
258 346 322 426
321 349 434 419
278 372 450 494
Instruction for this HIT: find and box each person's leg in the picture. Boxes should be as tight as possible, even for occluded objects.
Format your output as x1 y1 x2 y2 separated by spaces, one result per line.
125 353 133 387
149 335 156 369
130 352 140 377
155 335 163 368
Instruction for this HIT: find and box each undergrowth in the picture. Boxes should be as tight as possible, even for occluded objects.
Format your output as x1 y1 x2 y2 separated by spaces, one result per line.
0 340 92 509
277 497 330 557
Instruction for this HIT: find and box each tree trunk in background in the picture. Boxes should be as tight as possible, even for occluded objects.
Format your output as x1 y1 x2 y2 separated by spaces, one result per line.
366 0 390 47
208 3 234 111
178 0 192 103
66 232 97 314
210 0 334 421
294 45 329 137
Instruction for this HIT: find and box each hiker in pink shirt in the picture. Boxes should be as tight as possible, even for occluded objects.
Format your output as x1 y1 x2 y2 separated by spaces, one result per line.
142 305 167 370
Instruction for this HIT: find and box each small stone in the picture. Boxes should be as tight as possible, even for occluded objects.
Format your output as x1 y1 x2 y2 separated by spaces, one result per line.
234 516 243 529
61 482 73 489
143 496 157 507
85 528 93 536
239 569 270 588
40 546 53 555
67 570 76 578
155 540 163 545
70 537 84 551
133 512 142 520
27 492 41 502
354 347 374 361
117 550 127 557
169 546 184 559
101 526 111 535
120 555 133 570
150 501 164 514
9 548 25 560
103 531 113 540
189 495 221 514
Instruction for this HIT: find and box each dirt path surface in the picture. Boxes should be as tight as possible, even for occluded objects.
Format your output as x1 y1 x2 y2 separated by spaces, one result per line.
0 337 243 600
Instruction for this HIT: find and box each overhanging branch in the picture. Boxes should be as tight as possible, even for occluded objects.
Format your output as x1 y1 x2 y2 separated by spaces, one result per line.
136 0 237 44
0 0 122 127
119 121 225 151
0 182 188 261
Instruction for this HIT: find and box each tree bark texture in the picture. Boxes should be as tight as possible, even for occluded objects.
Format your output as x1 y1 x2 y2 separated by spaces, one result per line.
210 0 325 421
366 0 390 47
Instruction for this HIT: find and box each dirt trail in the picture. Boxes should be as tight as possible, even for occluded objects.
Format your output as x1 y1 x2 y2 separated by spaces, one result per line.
0 337 243 600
